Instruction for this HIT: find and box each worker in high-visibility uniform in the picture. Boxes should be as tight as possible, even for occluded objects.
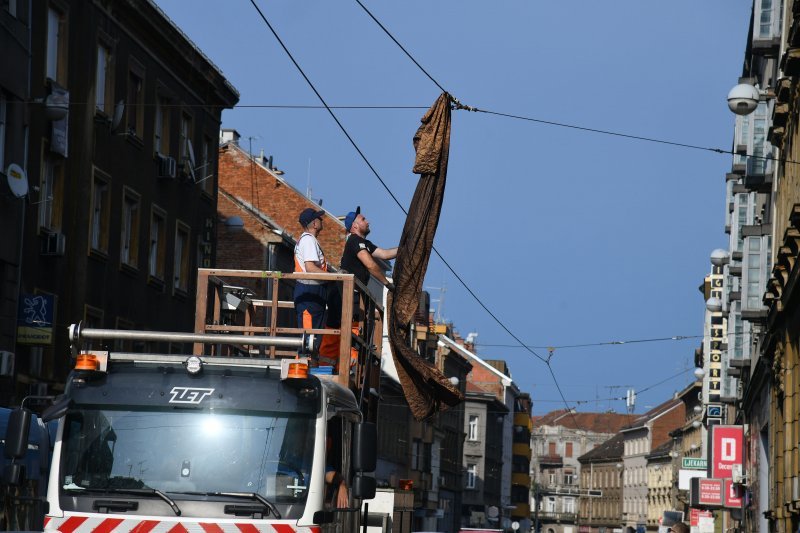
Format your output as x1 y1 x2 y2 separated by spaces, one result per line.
293 208 328 357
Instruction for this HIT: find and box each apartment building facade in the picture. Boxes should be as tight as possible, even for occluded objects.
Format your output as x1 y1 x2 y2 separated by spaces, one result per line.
3 0 238 404
619 399 684 533
0 0 32 406
532 411 636 533
578 433 625 533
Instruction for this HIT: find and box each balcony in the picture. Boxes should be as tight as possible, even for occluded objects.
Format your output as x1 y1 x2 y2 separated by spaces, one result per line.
536 454 563 467
537 511 578 523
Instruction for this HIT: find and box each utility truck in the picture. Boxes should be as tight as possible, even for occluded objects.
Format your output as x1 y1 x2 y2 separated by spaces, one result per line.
3 269 387 532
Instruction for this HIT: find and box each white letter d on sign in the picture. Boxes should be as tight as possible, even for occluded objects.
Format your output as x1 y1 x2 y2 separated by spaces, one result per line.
721 437 737 461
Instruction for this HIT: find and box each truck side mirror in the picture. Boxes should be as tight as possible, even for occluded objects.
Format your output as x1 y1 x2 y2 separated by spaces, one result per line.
42 395 71 422
312 510 335 524
352 422 376 472
4 407 32 459
351 473 376 500
2 463 25 486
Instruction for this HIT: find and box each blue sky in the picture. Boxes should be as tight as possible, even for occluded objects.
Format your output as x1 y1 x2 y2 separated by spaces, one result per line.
155 1 751 414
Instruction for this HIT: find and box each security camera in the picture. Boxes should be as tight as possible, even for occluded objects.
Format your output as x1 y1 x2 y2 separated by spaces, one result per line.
727 83 760 115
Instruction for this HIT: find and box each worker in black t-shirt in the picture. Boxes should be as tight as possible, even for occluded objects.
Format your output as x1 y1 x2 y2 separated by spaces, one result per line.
318 206 397 367
341 206 397 291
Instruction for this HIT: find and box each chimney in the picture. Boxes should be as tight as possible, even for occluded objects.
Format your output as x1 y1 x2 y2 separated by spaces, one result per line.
220 128 241 145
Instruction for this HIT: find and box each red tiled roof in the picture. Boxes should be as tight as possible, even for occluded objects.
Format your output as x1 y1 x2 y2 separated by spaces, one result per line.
623 397 683 430
466 381 492 394
533 409 637 433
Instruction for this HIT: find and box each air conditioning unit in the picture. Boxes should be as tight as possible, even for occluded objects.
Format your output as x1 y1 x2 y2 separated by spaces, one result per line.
732 464 746 485
0 351 14 376
41 231 66 256
157 154 177 179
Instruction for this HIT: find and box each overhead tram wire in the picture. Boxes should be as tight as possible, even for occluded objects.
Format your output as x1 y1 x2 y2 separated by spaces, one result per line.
351 0 710 427
14 96 798 167
351 2 792 170
477 334 705 351
246 0 592 428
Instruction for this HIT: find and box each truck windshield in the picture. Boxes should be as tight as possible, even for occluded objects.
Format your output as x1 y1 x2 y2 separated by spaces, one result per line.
59 407 315 518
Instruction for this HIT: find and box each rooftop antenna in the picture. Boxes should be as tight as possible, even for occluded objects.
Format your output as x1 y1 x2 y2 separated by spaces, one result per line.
625 388 636 414
425 282 447 323
306 158 312 199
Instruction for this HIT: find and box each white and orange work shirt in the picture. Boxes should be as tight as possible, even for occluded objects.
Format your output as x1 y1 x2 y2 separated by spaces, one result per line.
294 232 327 284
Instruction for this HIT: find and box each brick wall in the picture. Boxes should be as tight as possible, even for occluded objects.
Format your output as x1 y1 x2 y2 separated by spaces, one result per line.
650 402 685 449
218 143 347 267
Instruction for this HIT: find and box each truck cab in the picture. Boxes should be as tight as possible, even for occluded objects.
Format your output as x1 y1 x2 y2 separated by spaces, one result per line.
5 269 382 532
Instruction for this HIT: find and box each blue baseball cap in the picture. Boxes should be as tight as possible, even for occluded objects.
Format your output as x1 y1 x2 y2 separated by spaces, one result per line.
299 208 325 227
344 206 361 232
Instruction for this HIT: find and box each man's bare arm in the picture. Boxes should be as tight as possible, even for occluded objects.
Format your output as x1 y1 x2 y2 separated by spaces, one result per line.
372 247 397 261
304 261 326 273
357 249 390 285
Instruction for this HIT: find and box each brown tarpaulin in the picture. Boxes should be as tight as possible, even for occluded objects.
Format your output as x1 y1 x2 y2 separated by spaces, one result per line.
388 92 464 421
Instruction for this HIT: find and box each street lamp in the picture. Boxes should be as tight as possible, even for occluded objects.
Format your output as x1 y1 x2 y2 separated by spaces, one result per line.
727 83 760 116
706 296 722 312
694 368 705 380
710 249 730 267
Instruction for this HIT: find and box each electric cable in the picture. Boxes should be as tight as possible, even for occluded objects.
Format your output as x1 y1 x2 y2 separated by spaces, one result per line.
352 0 786 168
476 334 704 351
17 95 791 165
353 0 448 94
245 0 593 431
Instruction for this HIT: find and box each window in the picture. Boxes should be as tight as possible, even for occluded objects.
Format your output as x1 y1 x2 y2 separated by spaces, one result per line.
0 93 5 171
39 153 64 231
744 236 767 310
95 43 112 114
563 497 575 514
179 112 193 163
121 188 140 268
6 0 17 17
154 94 171 155
199 135 214 193
83 305 104 349
114 317 135 351
126 60 144 137
546 496 556 512
565 442 573 458
90 171 110 254
548 441 556 455
173 222 190 292
468 415 479 441
564 470 575 485
759 0 775 38
46 6 67 84
149 205 166 280
466 463 477 489
548 472 556 485
411 438 421 470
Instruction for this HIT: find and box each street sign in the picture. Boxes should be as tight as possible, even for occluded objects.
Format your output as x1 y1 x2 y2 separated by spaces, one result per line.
690 478 723 508
682 458 707 470
17 293 55 345
724 479 743 508
708 425 743 479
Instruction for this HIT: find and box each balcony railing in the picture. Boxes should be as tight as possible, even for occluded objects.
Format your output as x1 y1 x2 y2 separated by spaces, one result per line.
537 511 577 523
536 454 563 466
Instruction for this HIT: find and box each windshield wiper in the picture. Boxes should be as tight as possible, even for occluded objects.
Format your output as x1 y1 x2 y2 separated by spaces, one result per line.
64 486 181 516
171 491 281 519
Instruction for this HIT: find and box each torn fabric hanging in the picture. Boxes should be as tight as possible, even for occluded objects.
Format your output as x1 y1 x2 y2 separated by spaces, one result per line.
388 92 464 421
